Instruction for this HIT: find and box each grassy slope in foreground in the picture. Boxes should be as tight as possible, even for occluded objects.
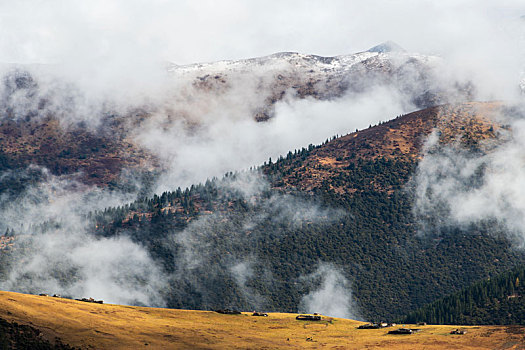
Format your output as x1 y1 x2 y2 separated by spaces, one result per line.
0 291 524 349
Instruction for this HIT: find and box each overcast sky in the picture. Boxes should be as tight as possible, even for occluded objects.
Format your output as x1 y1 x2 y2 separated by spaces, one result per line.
0 0 524 65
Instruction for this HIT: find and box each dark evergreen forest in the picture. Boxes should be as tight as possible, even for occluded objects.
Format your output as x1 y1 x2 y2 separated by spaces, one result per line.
400 265 525 325
82 145 525 321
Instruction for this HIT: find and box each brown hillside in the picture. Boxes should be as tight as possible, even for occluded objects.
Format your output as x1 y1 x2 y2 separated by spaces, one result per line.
274 101 504 194
103 101 506 226
0 115 157 186
0 290 523 349
0 101 501 191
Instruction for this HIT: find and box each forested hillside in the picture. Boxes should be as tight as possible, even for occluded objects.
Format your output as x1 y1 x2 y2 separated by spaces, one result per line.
400 265 525 325
88 160 523 320
59 102 525 321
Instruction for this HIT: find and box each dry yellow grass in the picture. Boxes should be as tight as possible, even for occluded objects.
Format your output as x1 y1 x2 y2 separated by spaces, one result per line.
0 290 523 349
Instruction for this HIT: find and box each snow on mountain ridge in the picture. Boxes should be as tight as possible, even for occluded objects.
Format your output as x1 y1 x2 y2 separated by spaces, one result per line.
167 49 440 76
165 47 455 119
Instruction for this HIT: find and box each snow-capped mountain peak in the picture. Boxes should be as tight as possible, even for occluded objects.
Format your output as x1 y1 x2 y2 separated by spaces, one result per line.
367 41 406 53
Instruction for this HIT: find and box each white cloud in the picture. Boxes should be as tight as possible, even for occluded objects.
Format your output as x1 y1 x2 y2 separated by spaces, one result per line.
0 170 167 306
413 108 525 246
299 262 360 319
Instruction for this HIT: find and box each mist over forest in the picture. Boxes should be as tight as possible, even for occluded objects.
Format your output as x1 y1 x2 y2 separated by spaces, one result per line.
0 1 525 323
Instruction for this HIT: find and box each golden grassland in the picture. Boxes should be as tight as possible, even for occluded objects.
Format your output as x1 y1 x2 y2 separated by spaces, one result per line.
0 291 524 349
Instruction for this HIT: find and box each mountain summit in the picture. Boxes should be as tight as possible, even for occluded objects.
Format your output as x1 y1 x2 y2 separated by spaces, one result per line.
368 41 406 53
